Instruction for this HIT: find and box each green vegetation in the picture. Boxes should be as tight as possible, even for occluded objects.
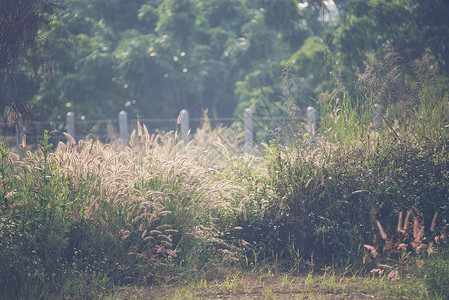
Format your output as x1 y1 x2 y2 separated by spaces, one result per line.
2 1 449 299
2 0 449 131
1 52 449 298
115 270 435 299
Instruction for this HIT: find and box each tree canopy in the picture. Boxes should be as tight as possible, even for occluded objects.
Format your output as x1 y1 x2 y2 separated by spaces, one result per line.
1 0 449 128
0 0 62 124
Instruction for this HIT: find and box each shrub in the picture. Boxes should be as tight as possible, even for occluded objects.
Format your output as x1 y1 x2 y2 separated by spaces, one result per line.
232 50 449 271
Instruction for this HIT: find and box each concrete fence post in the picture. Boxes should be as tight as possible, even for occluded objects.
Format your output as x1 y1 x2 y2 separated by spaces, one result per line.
15 113 25 152
66 112 75 142
373 103 382 131
306 106 317 140
119 111 128 146
244 108 253 151
179 109 190 143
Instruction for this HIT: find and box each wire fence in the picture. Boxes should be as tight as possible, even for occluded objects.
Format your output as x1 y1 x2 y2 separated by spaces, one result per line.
0 108 300 151
0 104 382 151
1 104 383 152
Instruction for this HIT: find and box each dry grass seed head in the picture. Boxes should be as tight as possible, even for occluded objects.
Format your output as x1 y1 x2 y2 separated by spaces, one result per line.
403 211 411 230
63 132 76 144
430 212 438 232
397 211 403 232
376 220 388 240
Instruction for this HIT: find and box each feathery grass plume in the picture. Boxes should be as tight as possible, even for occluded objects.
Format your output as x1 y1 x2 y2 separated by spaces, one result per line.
403 211 411 231
20 133 26 149
63 132 76 144
430 212 438 232
397 211 403 232
137 120 142 137
363 245 378 258
129 129 136 146
413 218 423 244
376 220 388 240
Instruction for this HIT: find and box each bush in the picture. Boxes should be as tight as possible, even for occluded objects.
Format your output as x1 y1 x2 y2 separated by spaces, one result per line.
232 51 449 271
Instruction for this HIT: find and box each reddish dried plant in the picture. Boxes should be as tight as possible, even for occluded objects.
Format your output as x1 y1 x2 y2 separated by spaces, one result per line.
364 211 446 278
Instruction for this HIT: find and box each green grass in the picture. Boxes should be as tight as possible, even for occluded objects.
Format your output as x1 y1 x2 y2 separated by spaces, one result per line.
113 267 435 299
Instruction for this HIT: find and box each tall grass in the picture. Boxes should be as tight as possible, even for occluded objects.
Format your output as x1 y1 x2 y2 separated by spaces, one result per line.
0 124 257 298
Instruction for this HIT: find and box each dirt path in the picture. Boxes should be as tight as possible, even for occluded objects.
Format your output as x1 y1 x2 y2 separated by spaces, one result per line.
114 270 419 299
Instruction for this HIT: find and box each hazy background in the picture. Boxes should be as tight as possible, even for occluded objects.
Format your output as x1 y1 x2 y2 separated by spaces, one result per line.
1 0 449 139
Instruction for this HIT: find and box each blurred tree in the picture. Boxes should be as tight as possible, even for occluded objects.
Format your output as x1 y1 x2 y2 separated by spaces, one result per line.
30 0 313 122
258 0 310 49
89 0 148 33
5 0 447 131
282 0 449 107
334 0 449 80
0 0 62 126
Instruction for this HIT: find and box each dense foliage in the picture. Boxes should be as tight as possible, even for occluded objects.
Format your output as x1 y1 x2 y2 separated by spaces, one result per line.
2 0 449 128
